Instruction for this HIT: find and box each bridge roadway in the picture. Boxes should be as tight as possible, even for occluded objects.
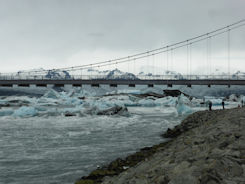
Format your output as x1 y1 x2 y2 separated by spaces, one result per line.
1 79 245 87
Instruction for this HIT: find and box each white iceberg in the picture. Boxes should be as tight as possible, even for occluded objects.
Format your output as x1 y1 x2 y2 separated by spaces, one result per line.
13 106 38 117
43 89 60 99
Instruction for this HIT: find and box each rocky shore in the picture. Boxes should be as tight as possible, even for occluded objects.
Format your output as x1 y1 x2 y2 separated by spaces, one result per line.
76 107 245 184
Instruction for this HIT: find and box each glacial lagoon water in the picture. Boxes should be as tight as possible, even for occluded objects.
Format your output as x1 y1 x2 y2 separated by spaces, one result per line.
0 107 183 184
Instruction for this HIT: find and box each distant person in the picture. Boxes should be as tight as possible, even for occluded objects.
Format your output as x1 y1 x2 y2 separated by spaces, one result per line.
209 101 212 111
222 101 225 110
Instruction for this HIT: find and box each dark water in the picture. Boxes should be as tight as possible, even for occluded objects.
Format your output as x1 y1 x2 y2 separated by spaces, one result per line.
0 107 181 184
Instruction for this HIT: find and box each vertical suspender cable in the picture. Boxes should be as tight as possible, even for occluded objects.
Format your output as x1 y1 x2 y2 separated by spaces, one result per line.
227 28 231 79
166 46 169 71
206 36 209 77
134 59 136 75
127 56 130 74
147 51 150 74
186 41 189 79
189 43 192 79
153 54 155 77
170 48 173 72
209 36 212 77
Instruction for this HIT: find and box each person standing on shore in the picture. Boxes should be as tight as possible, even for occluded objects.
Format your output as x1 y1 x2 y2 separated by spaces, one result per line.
209 101 212 111
222 101 225 110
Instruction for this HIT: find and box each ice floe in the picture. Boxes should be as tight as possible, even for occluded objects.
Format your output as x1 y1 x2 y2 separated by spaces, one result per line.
0 88 241 118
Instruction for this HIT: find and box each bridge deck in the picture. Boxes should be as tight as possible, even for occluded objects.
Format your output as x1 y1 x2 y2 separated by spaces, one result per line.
1 79 245 86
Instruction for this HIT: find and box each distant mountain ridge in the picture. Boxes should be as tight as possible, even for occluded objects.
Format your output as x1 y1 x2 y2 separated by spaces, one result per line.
15 68 245 80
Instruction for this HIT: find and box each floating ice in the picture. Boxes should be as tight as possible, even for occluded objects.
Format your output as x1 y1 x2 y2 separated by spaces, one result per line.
0 99 8 105
13 106 38 117
138 98 155 107
176 94 193 115
0 110 14 116
176 103 193 115
229 94 238 102
43 89 60 99
204 96 223 106
154 96 177 106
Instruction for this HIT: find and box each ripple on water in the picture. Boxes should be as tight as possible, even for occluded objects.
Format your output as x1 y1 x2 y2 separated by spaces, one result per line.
0 107 182 184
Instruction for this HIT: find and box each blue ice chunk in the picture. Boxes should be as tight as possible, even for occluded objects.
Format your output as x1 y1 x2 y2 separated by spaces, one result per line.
13 106 38 117
0 110 14 116
176 104 193 115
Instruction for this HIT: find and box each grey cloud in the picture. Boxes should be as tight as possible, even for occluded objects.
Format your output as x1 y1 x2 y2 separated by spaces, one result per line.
0 0 244 71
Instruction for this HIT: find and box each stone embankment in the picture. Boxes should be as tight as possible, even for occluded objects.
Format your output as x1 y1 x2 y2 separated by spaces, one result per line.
76 108 245 184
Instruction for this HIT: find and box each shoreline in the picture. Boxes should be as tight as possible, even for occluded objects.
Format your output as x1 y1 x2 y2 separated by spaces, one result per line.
75 130 173 184
75 107 245 184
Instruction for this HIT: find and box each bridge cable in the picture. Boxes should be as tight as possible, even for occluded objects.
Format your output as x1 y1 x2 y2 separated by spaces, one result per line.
52 19 245 72
71 23 244 73
6 20 245 76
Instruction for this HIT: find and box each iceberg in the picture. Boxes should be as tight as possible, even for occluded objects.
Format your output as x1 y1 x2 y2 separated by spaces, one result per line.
138 98 155 107
0 110 14 116
154 96 177 106
13 106 38 117
228 94 238 102
176 94 193 115
176 103 193 115
43 89 60 99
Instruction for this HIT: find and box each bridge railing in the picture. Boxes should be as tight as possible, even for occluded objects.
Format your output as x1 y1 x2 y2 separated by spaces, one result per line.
0 74 245 80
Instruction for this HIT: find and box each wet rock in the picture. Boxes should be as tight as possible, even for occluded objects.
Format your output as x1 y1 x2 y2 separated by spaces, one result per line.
64 112 76 117
97 106 128 116
163 90 189 98
76 108 245 184
134 92 165 98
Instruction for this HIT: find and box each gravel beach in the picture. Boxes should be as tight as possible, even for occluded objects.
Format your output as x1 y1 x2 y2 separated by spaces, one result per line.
76 107 245 184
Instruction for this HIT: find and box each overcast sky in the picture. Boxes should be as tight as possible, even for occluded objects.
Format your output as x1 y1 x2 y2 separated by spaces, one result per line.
0 0 245 74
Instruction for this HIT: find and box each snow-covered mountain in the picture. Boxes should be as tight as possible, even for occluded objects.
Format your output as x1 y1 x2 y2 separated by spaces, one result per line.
138 70 183 79
106 69 138 79
12 67 245 80
14 68 138 80
45 70 71 79
15 68 71 79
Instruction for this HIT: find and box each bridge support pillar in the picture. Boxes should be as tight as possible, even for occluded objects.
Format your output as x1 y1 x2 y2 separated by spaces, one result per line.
73 84 82 87
36 84 47 87
91 84 100 87
18 84 30 87
0 84 13 87
110 84 117 87
129 84 135 87
208 84 211 88
187 84 192 88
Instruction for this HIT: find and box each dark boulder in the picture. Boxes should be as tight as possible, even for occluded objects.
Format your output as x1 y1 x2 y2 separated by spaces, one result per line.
97 106 128 116
163 89 190 98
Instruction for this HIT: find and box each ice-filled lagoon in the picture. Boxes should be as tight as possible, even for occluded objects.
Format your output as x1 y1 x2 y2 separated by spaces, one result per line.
0 88 242 184
1 107 183 184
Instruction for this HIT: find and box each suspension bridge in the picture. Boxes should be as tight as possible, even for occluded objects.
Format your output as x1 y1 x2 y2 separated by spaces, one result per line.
1 19 245 88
